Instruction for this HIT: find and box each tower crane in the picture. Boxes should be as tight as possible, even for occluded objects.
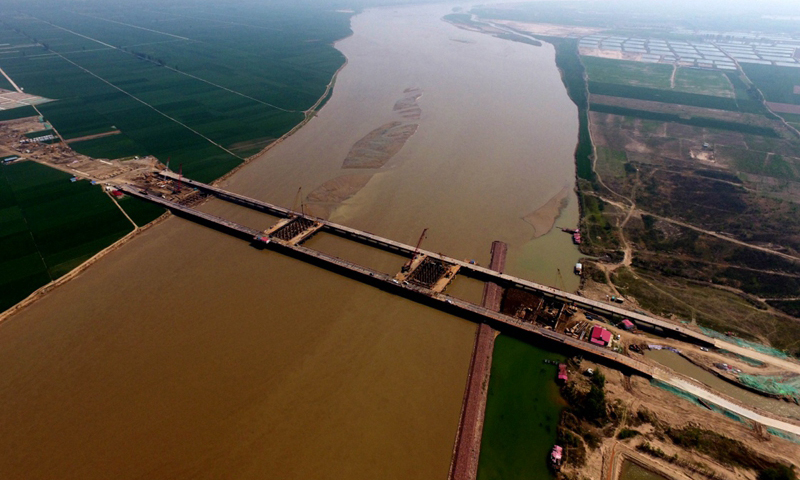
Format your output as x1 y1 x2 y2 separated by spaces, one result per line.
172 163 183 194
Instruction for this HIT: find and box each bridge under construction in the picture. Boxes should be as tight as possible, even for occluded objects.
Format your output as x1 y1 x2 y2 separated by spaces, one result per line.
162 172 710 339
115 171 800 442
122 171 716 359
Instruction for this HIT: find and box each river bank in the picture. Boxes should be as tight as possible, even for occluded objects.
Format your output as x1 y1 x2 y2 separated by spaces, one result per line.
0 3 585 479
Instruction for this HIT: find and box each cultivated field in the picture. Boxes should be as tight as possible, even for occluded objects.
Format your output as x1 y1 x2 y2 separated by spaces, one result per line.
0 3 351 182
0 161 134 311
0 1 352 314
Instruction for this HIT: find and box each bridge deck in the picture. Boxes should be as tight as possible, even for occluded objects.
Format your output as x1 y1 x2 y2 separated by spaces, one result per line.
122 184 800 438
126 182 652 376
159 171 711 346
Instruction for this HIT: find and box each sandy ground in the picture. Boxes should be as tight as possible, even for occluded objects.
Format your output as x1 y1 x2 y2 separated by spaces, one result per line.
523 185 571 238
562 361 800 480
489 20 603 38
579 48 647 62
0 116 159 183
64 130 122 144
0 88 51 109
300 89 423 217
342 121 419 168
306 173 373 205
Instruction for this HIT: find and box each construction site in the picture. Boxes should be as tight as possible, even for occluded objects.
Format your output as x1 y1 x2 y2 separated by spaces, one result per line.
3 112 800 480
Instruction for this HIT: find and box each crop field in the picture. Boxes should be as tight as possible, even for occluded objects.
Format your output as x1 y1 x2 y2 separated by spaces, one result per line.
0 1 351 182
582 56 673 89
595 146 628 179
69 134 147 160
673 68 735 98
778 112 800 127
588 104 778 137
588 82 740 112
116 195 164 227
741 64 800 105
723 72 771 115
581 57 769 116
0 161 134 312
0 74 12 91
718 148 799 180
0 105 37 121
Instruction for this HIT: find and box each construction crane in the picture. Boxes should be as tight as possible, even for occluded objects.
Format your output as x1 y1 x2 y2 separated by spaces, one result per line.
172 163 183 194
402 228 428 273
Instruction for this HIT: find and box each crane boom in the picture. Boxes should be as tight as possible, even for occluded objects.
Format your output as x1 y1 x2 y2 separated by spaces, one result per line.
402 228 428 272
412 228 428 257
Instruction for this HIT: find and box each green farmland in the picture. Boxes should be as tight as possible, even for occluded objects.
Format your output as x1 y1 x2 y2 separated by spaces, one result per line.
0 161 136 312
0 1 352 313
0 2 351 182
741 64 800 105
582 57 764 114
673 67 735 98
582 56 673 89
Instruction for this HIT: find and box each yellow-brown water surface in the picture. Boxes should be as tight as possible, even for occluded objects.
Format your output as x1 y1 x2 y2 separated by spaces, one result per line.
0 4 581 479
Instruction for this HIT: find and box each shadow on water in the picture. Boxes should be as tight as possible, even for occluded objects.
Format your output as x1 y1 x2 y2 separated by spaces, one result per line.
477 335 565 480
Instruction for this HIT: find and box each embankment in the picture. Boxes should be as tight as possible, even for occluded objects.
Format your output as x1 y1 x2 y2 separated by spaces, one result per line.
448 241 506 480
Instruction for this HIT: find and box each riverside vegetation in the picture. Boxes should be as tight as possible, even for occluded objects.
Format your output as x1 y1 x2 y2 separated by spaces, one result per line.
468 2 800 357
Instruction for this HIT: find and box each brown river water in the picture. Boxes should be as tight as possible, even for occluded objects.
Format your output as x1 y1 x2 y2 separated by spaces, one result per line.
0 4 581 479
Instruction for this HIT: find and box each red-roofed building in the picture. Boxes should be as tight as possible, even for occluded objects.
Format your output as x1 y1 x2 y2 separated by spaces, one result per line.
620 319 635 331
590 325 612 347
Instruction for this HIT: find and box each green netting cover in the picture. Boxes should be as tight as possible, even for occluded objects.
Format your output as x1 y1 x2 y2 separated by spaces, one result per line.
700 327 788 359
738 374 800 401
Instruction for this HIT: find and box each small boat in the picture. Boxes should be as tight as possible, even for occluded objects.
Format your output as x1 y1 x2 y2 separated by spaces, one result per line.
550 445 563 468
572 230 581 245
557 364 568 383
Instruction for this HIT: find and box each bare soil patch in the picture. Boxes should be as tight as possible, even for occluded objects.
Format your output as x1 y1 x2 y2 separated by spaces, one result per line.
490 19 602 37
766 102 800 114
306 173 373 204
65 130 122 144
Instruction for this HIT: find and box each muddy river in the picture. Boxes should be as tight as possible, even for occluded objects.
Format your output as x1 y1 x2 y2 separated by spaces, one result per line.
0 4 581 479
